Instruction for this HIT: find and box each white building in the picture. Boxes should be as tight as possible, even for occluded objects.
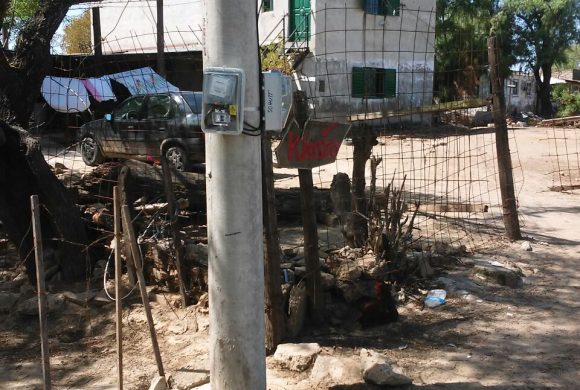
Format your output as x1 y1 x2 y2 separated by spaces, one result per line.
96 0 436 123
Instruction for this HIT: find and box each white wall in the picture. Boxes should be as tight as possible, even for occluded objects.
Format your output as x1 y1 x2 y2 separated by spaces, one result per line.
97 0 204 54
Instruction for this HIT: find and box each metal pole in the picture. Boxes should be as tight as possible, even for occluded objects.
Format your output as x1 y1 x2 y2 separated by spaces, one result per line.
156 0 166 77
92 7 103 58
31 195 51 390
113 187 123 390
203 0 266 388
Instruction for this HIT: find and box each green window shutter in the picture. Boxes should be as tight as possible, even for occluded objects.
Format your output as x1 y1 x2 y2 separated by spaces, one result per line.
383 68 397 98
364 67 378 97
352 67 366 97
382 0 400 16
263 0 273 11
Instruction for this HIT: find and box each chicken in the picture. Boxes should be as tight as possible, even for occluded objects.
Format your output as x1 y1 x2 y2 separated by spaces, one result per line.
359 280 399 328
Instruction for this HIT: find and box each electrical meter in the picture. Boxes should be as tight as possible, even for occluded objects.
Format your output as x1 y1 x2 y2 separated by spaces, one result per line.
201 67 245 134
263 71 293 132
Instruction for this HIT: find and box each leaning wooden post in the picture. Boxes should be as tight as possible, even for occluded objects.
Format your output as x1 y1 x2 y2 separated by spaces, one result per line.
113 187 123 390
294 91 323 323
487 36 522 240
261 135 286 354
160 154 189 307
121 204 166 380
30 195 51 390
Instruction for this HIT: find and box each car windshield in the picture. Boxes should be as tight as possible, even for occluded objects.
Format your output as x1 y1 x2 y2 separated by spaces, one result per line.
182 92 202 114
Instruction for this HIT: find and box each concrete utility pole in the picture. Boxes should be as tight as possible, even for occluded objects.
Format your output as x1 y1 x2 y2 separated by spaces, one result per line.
203 0 266 389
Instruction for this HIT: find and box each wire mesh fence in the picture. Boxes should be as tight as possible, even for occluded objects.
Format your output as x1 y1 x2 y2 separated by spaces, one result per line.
544 125 580 192
3 1 531 287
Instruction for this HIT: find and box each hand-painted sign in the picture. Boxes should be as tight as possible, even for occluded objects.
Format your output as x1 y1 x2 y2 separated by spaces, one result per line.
274 120 351 169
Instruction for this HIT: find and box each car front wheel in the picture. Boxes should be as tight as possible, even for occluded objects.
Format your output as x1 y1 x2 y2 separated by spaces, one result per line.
165 145 188 171
81 136 104 166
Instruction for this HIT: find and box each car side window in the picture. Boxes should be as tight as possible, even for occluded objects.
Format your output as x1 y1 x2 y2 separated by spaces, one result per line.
115 96 145 120
146 95 173 119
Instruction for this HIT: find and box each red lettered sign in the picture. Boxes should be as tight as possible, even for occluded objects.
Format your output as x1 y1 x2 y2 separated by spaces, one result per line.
274 120 351 169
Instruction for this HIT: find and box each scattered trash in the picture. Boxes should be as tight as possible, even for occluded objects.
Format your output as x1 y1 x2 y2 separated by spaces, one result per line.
397 344 408 350
424 289 447 308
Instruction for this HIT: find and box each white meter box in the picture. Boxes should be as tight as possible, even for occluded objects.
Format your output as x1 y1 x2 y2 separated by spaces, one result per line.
263 71 293 132
201 67 245 135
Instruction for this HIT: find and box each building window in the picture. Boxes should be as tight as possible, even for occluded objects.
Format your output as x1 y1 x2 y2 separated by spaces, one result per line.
263 0 273 12
352 67 397 98
511 80 519 96
364 0 400 16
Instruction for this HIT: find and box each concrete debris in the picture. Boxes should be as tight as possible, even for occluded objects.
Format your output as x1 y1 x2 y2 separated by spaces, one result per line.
521 241 533 251
310 355 363 386
169 369 210 390
148 375 167 390
473 261 523 288
335 261 362 281
360 348 412 386
320 272 335 289
272 343 322 372
17 293 65 316
286 282 307 338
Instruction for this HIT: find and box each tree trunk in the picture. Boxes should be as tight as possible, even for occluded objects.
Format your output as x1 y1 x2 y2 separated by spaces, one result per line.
0 0 97 282
0 123 89 283
533 64 554 119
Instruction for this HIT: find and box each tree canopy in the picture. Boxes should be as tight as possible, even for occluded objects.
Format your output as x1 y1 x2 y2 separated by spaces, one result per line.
61 9 91 54
1 0 40 48
494 0 580 116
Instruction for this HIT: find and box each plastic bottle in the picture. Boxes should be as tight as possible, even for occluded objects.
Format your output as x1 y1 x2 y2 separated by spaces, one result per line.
424 289 446 308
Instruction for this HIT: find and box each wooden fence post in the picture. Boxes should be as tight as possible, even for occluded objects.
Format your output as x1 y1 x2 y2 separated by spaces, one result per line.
262 135 286 354
487 36 522 240
30 195 51 390
294 91 323 323
113 187 123 390
160 155 189 307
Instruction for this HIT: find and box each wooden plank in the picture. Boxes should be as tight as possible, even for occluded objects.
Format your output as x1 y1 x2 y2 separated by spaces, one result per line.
31 195 52 390
349 98 488 122
113 187 124 390
121 205 165 379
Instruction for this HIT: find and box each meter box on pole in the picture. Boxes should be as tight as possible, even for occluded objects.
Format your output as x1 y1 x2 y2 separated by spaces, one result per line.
262 71 293 132
201 67 245 135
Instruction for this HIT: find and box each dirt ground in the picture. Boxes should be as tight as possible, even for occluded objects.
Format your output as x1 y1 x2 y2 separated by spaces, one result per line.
1 126 579 389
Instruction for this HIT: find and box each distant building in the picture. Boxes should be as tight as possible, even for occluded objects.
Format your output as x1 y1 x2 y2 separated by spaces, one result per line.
551 69 580 93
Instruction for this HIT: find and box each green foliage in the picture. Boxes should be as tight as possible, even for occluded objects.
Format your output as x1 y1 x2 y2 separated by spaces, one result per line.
556 44 580 70
551 84 580 117
1 0 40 47
61 10 91 54
434 0 500 102
260 40 291 74
495 0 580 71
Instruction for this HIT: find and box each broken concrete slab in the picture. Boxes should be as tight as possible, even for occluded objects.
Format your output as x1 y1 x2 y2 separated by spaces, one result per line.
335 261 362 281
472 261 524 288
169 369 210 390
310 355 363 386
17 293 65 316
272 343 321 372
148 375 167 390
360 348 412 386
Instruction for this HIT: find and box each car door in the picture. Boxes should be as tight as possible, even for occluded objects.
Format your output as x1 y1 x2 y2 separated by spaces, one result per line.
112 95 145 156
141 94 176 158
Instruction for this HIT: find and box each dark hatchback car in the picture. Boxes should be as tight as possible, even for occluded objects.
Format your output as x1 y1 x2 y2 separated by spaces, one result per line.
80 91 204 171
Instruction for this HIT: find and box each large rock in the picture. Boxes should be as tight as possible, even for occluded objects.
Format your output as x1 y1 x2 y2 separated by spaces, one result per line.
272 343 321 372
286 282 307 338
169 369 210 390
310 355 363 385
320 272 335 289
335 261 362 281
472 259 523 288
360 348 412 386
17 293 65 316
0 291 18 313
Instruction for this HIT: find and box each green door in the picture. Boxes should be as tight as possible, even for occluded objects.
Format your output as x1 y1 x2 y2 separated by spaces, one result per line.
289 0 310 42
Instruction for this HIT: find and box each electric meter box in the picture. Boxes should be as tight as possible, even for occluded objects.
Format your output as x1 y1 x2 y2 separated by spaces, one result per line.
263 71 293 132
201 67 245 135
